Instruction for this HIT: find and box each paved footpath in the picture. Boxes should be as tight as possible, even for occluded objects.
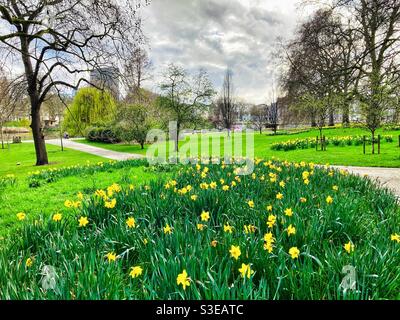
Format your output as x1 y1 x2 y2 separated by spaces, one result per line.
40 140 400 197
45 139 143 161
333 165 400 198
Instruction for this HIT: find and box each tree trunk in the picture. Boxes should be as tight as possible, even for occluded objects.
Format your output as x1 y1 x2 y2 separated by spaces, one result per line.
0 123 4 149
311 114 317 127
175 122 180 153
329 110 335 127
31 106 49 166
371 130 375 155
342 105 350 127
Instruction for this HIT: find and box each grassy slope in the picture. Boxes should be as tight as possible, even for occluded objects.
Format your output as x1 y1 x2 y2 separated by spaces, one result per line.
0 143 106 177
0 143 163 237
79 127 400 168
0 166 162 237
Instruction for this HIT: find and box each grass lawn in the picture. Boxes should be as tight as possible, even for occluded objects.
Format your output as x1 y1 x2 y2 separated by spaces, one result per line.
79 127 400 168
0 162 166 237
0 143 106 177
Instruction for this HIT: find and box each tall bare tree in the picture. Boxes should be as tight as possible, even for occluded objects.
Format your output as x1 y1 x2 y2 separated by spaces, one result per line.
123 47 152 102
216 68 237 136
0 0 149 165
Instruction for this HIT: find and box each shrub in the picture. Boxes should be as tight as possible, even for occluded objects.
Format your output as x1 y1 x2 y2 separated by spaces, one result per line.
86 126 121 144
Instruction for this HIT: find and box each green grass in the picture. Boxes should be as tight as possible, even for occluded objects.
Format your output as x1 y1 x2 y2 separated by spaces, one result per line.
1 159 399 299
0 143 106 177
0 162 167 237
79 127 400 168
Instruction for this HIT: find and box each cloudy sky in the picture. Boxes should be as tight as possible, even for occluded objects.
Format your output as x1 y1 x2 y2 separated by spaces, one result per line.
141 0 313 104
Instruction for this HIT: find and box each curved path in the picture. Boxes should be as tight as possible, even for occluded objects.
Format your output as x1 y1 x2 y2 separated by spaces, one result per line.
44 139 400 197
45 139 144 161
332 165 400 198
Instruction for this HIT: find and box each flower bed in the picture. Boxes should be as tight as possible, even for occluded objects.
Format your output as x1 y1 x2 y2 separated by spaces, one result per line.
1 159 399 300
271 135 394 151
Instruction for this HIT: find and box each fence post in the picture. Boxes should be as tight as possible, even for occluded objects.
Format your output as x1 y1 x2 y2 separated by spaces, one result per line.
363 136 366 155
398 135 400 148
316 136 319 151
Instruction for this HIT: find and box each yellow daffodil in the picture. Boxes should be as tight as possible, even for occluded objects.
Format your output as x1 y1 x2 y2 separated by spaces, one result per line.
201 211 210 222
344 241 355 254
247 200 255 208
191 195 198 201
77 192 84 200
333 185 339 191
105 198 117 209
286 224 296 236
52 213 62 222
126 217 136 229
17 212 26 221
391 233 400 243
129 266 143 278
229 245 241 260
222 185 230 191
64 200 73 208
289 247 300 259
276 193 284 200
266 205 273 212
224 224 233 234
326 196 334 205
78 216 89 228
211 240 218 247
279 181 286 188
177 270 190 290
210 182 217 189
239 263 254 279
244 224 256 234
143 238 148 245
197 223 205 231
267 215 276 228
284 208 293 217
106 252 117 262
25 257 33 268
164 224 172 235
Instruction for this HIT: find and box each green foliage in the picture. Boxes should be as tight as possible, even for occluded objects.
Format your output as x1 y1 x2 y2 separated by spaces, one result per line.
63 88 117 136
1 160 399 299
4 119 30 128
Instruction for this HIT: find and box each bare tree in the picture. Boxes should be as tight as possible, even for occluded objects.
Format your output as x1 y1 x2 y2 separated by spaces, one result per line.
217 68 237 137
159 63 215 152
336 0 400 153
282 9 356 129
123 47 152 102
0 69 25 149
250 105 267 134
0 0 149 165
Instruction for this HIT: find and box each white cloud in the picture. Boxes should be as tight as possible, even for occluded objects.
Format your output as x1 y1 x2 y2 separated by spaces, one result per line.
141 0 308 103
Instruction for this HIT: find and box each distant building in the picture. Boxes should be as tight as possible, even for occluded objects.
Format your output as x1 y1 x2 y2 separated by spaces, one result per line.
90 67 120 99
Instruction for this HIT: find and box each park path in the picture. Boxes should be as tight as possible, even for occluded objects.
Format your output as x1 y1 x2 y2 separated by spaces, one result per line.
40 140 400 197
332 165 400 198
45 139 144 161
